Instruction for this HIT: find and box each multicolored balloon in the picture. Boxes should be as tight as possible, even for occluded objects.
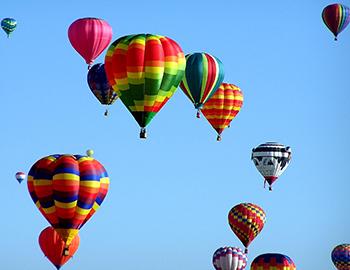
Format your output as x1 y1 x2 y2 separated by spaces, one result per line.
15 172 26 184
39 226 80 270
332 244 350 270
250 253 296 270
68 18 112 67
228 203 266 253
201 83 243 141
213 246 247 270
27 153 109 247
87 63 118 116
1 18 17 37
180 52 224 118
105 34 186 138
251 142 292 191
322 4 350 40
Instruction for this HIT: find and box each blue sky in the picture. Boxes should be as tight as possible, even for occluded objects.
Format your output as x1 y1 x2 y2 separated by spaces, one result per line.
1 0 349 269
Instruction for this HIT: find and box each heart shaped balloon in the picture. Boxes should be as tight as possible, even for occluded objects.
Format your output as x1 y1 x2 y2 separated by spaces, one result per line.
39 226 80 270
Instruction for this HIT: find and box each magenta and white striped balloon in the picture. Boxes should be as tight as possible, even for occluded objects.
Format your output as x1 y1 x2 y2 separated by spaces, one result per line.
213 246 247 270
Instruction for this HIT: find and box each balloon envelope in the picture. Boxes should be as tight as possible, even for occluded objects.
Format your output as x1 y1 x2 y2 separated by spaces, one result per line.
27 154 109 245
213 246 247 270
39 226 80 270
322 4 350 40
87 63 118 107
228 203 266 252
15 172 26 183
68 18 112 65
1 18 17 37
251 142 292 190
250 253 296 270
180 52 224 116
104 34 185 137
332 244 350 270
201 83 243 140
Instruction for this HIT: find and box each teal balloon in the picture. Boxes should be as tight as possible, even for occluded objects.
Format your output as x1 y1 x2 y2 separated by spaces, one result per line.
1 18 17 37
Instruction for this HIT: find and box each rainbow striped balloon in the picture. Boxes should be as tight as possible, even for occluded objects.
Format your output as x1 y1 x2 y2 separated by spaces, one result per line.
1 18 17 37
201 83 243 141
332 244 350 270
104 34 185 138
180 52 224 117
322 4 350 40
27 154 109 246
250 253 296 270
228 203 266 253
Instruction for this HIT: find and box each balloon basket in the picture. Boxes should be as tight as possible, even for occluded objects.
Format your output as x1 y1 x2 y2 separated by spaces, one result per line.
196 110 200 118
216 135 222 141
140 128 147 139
104 109 108 116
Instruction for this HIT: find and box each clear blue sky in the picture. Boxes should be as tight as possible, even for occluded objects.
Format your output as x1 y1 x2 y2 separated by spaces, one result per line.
1 0 349 269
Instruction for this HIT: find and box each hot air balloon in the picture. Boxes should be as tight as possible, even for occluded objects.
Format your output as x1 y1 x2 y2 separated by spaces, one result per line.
86 149 94 157
228 203 266 253
213 246 247 270
68 18 112 68
39 226 80 270
201 83 243 141
27 153 109 251
250 253 296 270
251 142 292 191
322 4 350 40
180 52 224 118
104 34 186 138
87 63 118 116
1 18 17 37
15 172 26 183
332 244 350 270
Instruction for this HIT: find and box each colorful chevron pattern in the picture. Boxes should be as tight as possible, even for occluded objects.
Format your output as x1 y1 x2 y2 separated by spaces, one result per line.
104 34 185 128
250 253 296 270
228 203 266 251
201 83 243 140
27 154 109 245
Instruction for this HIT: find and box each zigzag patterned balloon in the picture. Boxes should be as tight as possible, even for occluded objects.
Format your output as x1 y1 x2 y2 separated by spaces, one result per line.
251 253 296 270
332 244 350 270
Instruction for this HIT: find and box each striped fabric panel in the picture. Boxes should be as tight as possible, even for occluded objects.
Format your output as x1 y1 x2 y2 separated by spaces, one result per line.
228 203 266 248
251 253 296 270
202 83 243 136
27 154 110 244
104 34 185 128
180 52 224 109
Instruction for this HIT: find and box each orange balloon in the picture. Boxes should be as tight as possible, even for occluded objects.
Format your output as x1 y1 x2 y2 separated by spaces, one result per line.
39 226 80 270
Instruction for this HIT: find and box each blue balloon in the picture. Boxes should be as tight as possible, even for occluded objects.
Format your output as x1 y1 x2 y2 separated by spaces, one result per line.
87 63 118 115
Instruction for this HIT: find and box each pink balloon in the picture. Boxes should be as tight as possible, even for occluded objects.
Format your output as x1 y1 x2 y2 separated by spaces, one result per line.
68 17 112 66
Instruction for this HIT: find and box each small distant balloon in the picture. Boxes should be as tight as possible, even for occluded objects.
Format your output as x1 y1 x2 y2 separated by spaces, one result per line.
86 149 94 157
1 18 17 37
322 4 350 40
332 244 350 270
15 172 26 183
213 246 247 270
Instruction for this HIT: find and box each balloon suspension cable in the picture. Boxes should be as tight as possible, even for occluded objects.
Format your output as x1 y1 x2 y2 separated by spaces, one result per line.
217 135 222 141
196 109 200 118
140 128 147 139
63 246 69 256
263 179 266 189
104 108 109 117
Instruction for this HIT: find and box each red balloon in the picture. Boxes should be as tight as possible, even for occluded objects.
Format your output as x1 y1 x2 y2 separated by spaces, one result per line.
68 17 112 66
39 226 80 270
